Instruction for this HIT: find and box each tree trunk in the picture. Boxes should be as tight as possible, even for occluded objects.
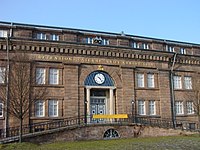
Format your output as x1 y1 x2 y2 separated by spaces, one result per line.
19 118 23 143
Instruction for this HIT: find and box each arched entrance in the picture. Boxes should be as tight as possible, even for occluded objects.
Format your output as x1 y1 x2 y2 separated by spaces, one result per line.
84 71 115 123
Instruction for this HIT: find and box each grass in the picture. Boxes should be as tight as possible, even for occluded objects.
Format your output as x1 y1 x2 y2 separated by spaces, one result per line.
0 135 200 150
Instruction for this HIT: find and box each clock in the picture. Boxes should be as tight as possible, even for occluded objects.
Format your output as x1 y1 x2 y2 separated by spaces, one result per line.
94 73 105 84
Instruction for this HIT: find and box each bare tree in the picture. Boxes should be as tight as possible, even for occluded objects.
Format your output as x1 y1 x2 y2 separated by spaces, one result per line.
0 52 48 143
193 74 200 125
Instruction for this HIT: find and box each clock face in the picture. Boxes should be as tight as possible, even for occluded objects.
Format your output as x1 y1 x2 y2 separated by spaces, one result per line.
94 73 105 84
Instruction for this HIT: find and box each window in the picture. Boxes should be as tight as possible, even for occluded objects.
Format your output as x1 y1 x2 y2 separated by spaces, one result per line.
149 100 156 115
48 100 58 117
180 48 186 54
175 101 183 115
36 68 46 84
138 100 145 115
0 30 8 37
102 39 109 45
0 101 3 117
49 69 59 84
50 34 59 41
147 74 155 88
137 73 144 87
0 67 6 84
167 46 174 52
86 37 93 44
36 33 46 40
142 43 149 49
132 42 139 48
187 102 194 114
184 76 192 89
173 76 182 89
35 100 45 117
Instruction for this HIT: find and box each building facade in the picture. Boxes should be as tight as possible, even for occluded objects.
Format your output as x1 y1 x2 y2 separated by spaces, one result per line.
0 21 200 130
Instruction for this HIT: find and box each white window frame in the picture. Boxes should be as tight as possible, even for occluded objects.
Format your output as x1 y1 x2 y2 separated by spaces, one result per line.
173 76 182 89
149 100 156 115
147 74 155 88
50 34 59 41
184 76 192 90
175 101 184 115
132 42 139 48
138 100 145 115
49 68 59 85
180 48 186 54
36 68 46 84
137 73 144 88
0 67 6 84
167 46 174 52
0 101 3 117
0 30 8 37
187 101 194 114
35 100 45 117
36 33 46 40
48 100 58 117
142 43 149 49
86 37 93 44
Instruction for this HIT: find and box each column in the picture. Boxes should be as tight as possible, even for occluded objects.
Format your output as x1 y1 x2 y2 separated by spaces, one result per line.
109 88 114 115
86 88 91 123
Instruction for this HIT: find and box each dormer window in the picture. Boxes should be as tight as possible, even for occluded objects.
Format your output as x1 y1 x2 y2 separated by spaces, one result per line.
36 33 46 40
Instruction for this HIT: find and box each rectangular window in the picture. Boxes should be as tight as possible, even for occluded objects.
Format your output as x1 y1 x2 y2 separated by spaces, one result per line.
35 100 45 117
149 100 156 115
50 34 59 41
86 37 93 44
138 100 145 115
187 101 194 114
36 33 46 40
175 101 183 115
173 76 182 89
36 68 46 84
0 101 3 117
132 42 139 48
48 100 58 117
142 43 149 49
137 73 144 87
49 69 59 84
184 76 192 89
147 74 155 88
0 67 6 84
180 48 186 54
102 39 109 45
0 30 8 37
167 46 174 52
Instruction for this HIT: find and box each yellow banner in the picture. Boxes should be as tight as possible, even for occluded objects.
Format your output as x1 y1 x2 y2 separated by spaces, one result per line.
93 114 128 119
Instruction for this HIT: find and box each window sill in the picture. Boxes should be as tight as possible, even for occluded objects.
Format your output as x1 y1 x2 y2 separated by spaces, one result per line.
135 87 159 90
30 117 62 120
34 85 64 88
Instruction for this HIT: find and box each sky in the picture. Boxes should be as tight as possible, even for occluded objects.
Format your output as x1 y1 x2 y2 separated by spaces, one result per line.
1 0 200 44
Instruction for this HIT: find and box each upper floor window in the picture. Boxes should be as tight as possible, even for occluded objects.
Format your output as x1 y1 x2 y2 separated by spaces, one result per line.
49 68 59 85
180 48 186 54
0 30 8 38
149 100 156 115
137 73 144 88
35 100 45 117
138 100 145 115
36 33 46 40
173 76 182 89
184 76 192 89
175 101 183 115
86 37 109 45
36 68 46 85
102 39 109 45
50 34 59 41
0 67 6 84
142 43 149 49
86 37 93 44
0 101 3 117
48 100 58 117
147 74 155 88
187 101 194 114
131 42 139 48
167 46 174 52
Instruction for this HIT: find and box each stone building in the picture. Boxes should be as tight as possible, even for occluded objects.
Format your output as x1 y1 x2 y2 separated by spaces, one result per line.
0 21 200 130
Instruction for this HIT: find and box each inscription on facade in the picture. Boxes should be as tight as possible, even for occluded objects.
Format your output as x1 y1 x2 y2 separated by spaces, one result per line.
32 54 157 68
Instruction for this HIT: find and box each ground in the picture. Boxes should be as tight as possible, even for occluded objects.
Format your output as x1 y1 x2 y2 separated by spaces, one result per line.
0 135 200 150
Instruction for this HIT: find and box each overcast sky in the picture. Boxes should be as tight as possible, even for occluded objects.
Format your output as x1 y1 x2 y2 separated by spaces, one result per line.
1 0 200 44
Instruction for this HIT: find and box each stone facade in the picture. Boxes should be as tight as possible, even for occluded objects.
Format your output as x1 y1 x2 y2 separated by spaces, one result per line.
0 21 199 131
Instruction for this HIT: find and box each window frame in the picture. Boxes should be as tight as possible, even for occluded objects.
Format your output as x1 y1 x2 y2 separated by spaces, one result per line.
0 101 3 117
147 73 155 88
0 67 6 84
149 100 156 115
36 33 47 40
49 68 59 85
184 76 192 90
175 101 184 115
137 73 144 88
35 100 45 117
180 48 186 54
50 34 59 41
138 100 145 115
36 68 46 85
173 76 182 89
186 101 194 114
48 100 58 117
167 46 174 52
0 30 8 38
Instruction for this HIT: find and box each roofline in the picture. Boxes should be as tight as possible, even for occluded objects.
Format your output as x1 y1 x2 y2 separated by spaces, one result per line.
0 21 200 47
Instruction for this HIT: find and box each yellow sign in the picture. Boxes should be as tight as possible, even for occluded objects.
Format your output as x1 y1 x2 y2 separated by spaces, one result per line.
93 114 128 119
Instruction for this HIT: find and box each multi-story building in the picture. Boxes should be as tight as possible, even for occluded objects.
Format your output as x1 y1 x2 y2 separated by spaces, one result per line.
0 21 200 131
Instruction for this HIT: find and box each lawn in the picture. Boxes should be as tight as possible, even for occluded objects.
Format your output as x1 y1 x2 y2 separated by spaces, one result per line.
0 135 200 150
